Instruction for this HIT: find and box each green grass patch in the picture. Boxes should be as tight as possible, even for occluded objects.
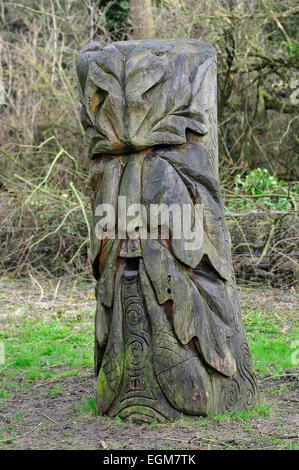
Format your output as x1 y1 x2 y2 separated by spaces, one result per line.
243 306 298 375
75 396 97 414
0 387 10 398
0 292 297 391
187 404 270 428
48 384 65 397
230 404 271 422
0 319 93 383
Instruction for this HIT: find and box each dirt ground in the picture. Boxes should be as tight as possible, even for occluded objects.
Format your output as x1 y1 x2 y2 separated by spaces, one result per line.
0 371 298 450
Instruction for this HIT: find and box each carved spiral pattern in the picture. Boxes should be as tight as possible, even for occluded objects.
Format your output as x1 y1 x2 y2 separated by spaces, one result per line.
238 343 258 409
240 343 252 369
124 298 148 372
244 389 255 408
222 379 240 411
125 302 144 332
122 276 151 387
128 339 147 366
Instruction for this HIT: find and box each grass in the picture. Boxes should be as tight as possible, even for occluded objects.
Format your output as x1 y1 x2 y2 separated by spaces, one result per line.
0 320 93 386
75 397 97 414
49 384 66 397
0 387 10 398
1 290 297 388
243 305 298 375
0 277 95 390
180 403 271 428
228 404 271 421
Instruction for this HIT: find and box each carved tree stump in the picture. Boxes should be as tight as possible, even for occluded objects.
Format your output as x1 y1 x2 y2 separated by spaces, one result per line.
77 39 259 422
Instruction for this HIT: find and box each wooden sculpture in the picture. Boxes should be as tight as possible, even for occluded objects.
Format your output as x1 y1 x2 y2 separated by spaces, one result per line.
77 39 259 422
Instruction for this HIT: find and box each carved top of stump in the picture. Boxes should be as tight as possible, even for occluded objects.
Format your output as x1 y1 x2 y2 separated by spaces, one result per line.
77 39 217 156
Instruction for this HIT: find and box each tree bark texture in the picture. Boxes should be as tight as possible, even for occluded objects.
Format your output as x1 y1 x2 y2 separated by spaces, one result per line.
130 0 155 39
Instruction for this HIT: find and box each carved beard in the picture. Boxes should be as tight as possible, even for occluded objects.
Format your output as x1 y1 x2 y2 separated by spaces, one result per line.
77 40 258 419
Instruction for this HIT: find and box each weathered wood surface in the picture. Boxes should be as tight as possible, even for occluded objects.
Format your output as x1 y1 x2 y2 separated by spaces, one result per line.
77 39 259 422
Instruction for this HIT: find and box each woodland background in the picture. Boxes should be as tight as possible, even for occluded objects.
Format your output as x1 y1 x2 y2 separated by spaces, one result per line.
0 0 298 286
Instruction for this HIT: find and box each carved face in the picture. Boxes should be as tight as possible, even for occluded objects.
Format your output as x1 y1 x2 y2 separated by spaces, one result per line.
78 40 235 375
77 41 258 417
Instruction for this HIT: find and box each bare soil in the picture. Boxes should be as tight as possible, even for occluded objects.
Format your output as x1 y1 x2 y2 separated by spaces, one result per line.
0 370 298 450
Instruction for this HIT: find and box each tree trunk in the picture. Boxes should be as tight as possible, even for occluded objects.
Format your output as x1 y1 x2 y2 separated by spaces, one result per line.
77 39 259 422
130 0 155 39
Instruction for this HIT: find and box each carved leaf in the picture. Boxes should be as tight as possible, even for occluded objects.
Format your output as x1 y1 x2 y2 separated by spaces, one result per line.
150 144 232 280
142 154 204 268
77 40 216 155
141 239 236 377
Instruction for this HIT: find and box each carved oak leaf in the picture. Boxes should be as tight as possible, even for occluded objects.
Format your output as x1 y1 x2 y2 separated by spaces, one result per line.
141 239 236 377
84 46 126 154
125 51 168 144
150 144 233 280
77 41 215 155
89 156 127 279
142 154 204 269
142 58 212 143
